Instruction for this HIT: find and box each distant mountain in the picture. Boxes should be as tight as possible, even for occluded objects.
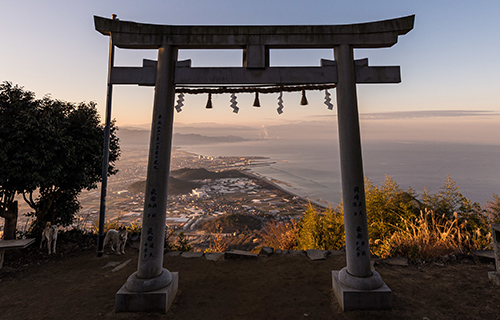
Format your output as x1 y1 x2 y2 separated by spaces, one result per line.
173 133 247 145
118 127 248 146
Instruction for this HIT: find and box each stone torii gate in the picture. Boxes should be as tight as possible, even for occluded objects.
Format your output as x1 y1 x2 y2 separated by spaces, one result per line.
94 14 414 313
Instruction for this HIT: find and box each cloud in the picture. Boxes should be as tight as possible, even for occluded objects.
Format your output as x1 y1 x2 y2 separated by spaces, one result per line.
306 110 499 120
360 110 499 120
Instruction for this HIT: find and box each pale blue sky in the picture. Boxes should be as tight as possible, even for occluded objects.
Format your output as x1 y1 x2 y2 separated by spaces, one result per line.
1 0 499 142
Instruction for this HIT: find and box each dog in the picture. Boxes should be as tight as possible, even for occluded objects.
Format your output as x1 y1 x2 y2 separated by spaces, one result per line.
103 227 128 255
40 222 59 254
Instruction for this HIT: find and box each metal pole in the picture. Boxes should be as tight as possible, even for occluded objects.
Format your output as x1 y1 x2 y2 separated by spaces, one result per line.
97 14 117 258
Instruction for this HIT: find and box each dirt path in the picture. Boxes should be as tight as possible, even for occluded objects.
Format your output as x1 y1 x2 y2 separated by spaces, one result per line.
1 248 499 320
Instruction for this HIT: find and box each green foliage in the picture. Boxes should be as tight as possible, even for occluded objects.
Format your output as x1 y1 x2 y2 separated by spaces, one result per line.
296 203 345 250
0 82 120 238
257 175 494 260
422 174 478 218
174 232 193 252
335 175 419 256
0 81 121 237
0 82 39 239
485 193 500 224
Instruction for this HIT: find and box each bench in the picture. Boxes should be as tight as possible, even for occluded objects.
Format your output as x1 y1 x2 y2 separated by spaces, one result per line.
0 238 35 269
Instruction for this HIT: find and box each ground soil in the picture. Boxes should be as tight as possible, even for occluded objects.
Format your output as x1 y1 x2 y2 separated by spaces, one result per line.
1 243 499 320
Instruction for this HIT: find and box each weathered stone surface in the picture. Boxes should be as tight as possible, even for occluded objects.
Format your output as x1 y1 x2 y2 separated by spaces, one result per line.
383 257 408 267
488 271 500 286
225 250 258 259
472 250 495 259
205 252 224 261
275 249 283 254
165 251 181 257
181 251 204 258
332 270 392 311
259 247 274 256
116 272 178 313
306 250 329 261
289 250 306 256
329 250 346 256
95 15 415 50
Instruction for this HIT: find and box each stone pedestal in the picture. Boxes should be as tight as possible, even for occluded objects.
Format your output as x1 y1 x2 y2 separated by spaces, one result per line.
116 272 178 313
332 270 392 311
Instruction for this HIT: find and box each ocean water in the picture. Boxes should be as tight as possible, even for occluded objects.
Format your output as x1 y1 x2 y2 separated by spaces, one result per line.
181 139 500 207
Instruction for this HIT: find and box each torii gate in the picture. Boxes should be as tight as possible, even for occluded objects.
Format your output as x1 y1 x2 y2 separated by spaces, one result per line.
94 14 414 313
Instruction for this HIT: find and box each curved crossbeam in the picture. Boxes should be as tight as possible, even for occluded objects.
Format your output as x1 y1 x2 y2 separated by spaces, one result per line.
94 15 414 50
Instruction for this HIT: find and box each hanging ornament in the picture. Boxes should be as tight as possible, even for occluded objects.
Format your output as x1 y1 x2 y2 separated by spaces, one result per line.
300 89 308 105
205 93 213 109
174 93 184 113
230 93 239 113
253 92 261 107
277 91 284 115
324 89 334 110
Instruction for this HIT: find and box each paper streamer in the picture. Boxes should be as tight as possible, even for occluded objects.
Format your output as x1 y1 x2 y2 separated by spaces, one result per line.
230 93 239 113
324 89 334 110
277 92 284 115
175 93 184 113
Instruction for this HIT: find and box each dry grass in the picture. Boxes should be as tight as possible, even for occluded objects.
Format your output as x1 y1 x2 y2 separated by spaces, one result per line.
378 209 492 259
204 224 228 253
260 220 299 250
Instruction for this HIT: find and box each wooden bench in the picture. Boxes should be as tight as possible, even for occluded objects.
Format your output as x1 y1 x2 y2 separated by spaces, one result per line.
0 238 35 269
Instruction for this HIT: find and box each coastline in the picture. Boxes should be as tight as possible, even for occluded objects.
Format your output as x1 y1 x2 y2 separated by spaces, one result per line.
177 144 335 209
239 170 330 210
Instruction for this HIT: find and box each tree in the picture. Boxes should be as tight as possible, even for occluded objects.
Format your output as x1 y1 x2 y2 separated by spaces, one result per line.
0 81 120 238
485 194 500 224
297 203 344 250
0 82 40 239
422 175 479 218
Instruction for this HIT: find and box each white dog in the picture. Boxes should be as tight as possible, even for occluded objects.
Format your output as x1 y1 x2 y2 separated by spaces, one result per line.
40 222 59 254
103 227 128 254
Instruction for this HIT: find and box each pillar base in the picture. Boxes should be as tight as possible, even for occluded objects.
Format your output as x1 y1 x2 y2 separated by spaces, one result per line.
116 272 178 313
332 270 392 311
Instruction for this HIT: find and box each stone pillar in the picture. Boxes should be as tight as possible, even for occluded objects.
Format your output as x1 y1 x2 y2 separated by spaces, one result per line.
115 45 179 313
488 224 500 286
331 44 391 311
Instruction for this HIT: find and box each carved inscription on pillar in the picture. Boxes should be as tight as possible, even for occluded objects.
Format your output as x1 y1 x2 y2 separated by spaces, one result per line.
352 186 367 258
153 115 162 170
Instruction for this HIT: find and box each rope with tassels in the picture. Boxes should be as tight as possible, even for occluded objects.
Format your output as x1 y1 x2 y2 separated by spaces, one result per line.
174 83 337 114
175 83 336 94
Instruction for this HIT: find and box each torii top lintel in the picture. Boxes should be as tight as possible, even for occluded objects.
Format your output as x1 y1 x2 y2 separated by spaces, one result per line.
94 15 414 50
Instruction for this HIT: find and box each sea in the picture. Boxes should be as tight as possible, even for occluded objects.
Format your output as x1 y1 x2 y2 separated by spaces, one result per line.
181 139 500 207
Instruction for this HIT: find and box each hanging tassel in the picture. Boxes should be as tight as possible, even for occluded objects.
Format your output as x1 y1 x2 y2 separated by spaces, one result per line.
277 91 284 115
205 93 213 109
300 89 308 105
253 92 261 107
174 93 184 113
324 89 334 110
230 93 239 113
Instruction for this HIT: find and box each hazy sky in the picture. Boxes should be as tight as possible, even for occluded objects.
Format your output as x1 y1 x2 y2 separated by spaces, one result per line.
1 1 499 143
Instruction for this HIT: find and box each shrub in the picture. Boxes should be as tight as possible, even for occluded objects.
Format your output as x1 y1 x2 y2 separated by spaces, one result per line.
174 231 193 252
296 203 345 250
260 219 299 250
